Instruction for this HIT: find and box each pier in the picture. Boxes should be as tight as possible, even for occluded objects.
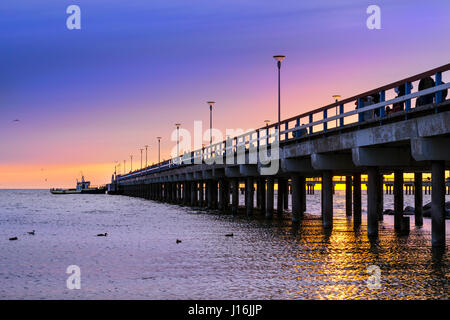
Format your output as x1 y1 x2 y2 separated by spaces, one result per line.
107 64 450 247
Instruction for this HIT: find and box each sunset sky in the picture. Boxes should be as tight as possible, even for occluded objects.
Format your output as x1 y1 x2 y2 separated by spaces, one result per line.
1 0 449 188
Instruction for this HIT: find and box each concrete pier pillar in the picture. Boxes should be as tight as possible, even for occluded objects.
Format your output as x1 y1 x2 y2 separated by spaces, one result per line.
259 178 266 215
185 182 191 205
207 180 213 209
353 173 362 228
218 179 224 211
291 175 305 223
345 175 352 216
246 177 254 216
212 181 218 209
232 179 239 215
322 171 333 229
414 172 423 226
256 180 261 209
284 179 289 210
277 178 284 215
377 174 384 221
191 181 197 206
176 183 181 203
223 180 230 211
266 177 274 219
367 167 379 237
198 181 203 207
394 169 404 231
171 183 176 203
432 161 445 247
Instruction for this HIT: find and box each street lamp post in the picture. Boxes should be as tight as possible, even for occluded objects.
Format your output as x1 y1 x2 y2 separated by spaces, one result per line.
144 145 149 168
264 120 270 145
157 137 162 168
332 95 341 127
175 123 181 163
130 155 133 172
140 148 143 169
207 101 215 145
273 55 285 143
123 160 126 174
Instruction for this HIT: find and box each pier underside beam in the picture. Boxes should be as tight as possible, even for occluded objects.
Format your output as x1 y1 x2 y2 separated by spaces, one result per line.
312 153 356 171
411 138 450 161
281 158 314 173
352 147 411 166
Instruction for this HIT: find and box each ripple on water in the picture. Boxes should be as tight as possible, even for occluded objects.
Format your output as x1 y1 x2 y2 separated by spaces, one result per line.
0 189 448 299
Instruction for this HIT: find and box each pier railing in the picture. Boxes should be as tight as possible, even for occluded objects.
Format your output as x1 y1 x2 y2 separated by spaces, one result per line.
117 64 450 182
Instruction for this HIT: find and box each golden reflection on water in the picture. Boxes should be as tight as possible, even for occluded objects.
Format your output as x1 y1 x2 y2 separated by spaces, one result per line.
248 203 448 300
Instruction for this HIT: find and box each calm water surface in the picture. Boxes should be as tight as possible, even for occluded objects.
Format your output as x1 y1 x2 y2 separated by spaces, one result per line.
0 189 448 299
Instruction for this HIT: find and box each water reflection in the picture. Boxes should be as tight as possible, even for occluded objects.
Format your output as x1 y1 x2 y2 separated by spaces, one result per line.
0 190 448 299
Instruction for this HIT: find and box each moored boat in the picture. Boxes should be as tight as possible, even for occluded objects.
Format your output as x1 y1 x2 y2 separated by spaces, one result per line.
50 176 106 194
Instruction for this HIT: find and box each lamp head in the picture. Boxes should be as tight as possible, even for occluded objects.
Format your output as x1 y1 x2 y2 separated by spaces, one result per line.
332 95 341 101
207 101 215 106
273 55 286 62
175 123 181 128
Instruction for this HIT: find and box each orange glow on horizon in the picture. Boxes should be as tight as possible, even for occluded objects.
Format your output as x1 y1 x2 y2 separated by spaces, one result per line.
0 163 114 189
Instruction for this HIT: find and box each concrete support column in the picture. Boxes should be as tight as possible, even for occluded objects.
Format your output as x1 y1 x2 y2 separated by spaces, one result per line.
284 179 289 210
190 181 197 206
394 169 404 231
198 181 204 207
414 172 423 226
223 180 230 211
322 171 333 229
432 161 445 247
212 181 218 209
345 175 352 216
377 174 384 221
259 178 266 215
207 180 213 209
246 177 254 216
256 180 261 209
171 183 176 203
266 177 274 219
353 173 362 228
232 179 239 215
291 175 305 223
277 178 284 215
367 167 379 237
218 179 224 211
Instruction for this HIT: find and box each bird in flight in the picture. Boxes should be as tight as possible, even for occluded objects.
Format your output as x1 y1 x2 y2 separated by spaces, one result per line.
12 119 20 122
